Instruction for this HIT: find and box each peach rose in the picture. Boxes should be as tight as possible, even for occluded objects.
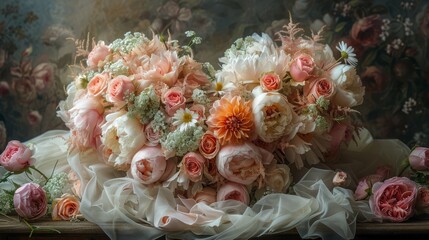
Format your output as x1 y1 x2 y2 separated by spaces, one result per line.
260 72 282 91
182 152 206 182
107 75 135 104
52 193 81 221
193 187 217 205
217 181 249 205
162 87 186 116
199 131 220 159
131 146 166 185
87 73 109 96
351 15 382 47
216 142 272 185
289 53 315 83
31 63 55 91
0 140 33 173
305 78 335 104
87 41 110 69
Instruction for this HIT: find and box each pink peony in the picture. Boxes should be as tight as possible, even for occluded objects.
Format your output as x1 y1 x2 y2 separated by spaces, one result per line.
0 140 33 173
87 41 110 69
13 183 48 220
216 142 272 185
217 181 250 205
369 177 418 222
289 53 315 82
130 146 166 185
408 147 429 171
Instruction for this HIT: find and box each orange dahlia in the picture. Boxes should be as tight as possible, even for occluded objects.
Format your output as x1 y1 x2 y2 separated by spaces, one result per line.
207 96 254 145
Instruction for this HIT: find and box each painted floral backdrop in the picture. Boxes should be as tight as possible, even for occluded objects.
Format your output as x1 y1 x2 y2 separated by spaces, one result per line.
1 0 428 151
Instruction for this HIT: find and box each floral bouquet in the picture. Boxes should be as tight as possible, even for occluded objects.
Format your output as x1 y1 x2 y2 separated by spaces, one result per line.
2 17 427 240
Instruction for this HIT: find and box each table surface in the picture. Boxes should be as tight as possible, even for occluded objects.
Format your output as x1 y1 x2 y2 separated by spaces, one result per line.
2 216 429 240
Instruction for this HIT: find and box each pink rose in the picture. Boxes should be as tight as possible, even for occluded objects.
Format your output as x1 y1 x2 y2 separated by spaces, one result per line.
289 53 315 82
107 75 135 104
260 72 282 91
409 147 429 171
68 95 104 150
51 193 80 221
354 174 384 200
158 158 178 182
87 73 109 96
131 146 166 185
199 131 220 159
369 177 418 222
416 187 429 210
13 183 48 220
333 171 349 187
27 110 42 125
305 78 335 104
182 152 206 182
216 142 272 185
351 15 382 47
193 187 217 204
217 181 250 205
31 63 55 91
145 122 162 146
162 87 186 116
87 41 110 69
0 140 33 173
0 81 10 97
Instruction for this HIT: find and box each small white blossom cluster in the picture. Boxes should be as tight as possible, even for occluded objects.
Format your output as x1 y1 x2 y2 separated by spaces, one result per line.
386 38 404 54
43 172 69 201
380 19 391 41
402 17 414 36
402 97 417 114
401 1 415 10
0 191 13 214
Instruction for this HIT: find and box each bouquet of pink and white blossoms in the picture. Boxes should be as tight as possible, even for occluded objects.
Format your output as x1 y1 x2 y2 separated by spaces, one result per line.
55 20 369 239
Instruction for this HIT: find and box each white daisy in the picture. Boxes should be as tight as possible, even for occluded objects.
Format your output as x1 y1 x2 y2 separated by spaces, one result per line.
336 41 358 66
172 108 199 131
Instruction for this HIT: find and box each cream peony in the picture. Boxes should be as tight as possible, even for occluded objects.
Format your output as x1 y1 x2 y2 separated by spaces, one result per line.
252 91 296 143
330 64 365 107
100 111 146 170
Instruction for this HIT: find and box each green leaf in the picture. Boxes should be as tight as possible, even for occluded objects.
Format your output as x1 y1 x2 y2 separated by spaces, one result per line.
335 22 347 33
361 50 377 67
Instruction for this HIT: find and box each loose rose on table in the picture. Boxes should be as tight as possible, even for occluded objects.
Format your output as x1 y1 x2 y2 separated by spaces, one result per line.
52 193 81 221
0 140 34 173
13 183 48 221
408 147 429 171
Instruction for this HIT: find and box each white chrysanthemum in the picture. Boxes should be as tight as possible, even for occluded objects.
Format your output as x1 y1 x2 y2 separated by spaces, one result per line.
172 108 199 131
101 111 147 170
336 41 358 66
330 64 365 107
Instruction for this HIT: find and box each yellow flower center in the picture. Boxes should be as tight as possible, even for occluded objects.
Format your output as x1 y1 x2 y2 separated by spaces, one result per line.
215 82 223 91
182 112 193 123
340 51 349 59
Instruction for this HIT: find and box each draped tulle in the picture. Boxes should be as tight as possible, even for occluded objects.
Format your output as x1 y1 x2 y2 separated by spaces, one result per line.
1 128 411 240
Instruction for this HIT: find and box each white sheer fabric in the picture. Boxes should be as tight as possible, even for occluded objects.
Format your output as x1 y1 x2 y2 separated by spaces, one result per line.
1 128 411 240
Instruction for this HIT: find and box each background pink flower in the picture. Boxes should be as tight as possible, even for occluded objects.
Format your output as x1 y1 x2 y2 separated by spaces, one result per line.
0 140 33 173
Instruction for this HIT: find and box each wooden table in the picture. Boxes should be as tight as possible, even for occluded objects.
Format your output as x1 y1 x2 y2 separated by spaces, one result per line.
2 216 429 240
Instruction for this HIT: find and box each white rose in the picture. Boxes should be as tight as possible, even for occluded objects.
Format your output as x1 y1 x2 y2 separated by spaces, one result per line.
330 64 365 107
252 92 296 143
265 164 293 193
101 111 146 170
